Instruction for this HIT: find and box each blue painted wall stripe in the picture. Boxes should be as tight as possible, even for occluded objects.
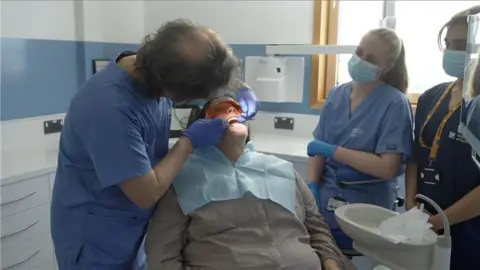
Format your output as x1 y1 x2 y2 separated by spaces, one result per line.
0 38 320 121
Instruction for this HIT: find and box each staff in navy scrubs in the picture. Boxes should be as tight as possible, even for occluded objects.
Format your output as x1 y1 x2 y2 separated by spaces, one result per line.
405 6 480 270
50 19 259 270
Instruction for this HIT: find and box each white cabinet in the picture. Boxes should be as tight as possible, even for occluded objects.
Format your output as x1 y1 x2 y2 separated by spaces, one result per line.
49 173 55 201
1 174 55 270
1 175 50 218
48 172 59 270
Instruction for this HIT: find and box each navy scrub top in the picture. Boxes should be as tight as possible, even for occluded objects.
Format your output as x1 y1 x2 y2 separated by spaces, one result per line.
50 52 172 269
414 82 480 270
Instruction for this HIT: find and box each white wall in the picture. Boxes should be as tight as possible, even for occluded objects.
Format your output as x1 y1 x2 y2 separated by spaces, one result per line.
1 0 145 151
1 0 144 43
82 0 144 43
3 0 313 44
143 0 313 44
1 0 315 151
1 1 77 41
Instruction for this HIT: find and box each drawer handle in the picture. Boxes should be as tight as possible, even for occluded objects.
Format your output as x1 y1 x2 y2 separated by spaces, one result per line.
2 250 40 269
0 192 36 206
1 221 39 239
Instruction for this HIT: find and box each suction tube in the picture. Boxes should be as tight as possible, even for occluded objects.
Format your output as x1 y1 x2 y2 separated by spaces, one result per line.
414 194 450 237
416 195 451 270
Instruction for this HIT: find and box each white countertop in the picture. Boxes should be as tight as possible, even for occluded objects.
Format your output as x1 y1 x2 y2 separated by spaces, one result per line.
1 147 59 185
1 134 310 184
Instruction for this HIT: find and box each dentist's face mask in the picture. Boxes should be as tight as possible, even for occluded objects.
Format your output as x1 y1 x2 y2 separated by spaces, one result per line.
348 53 380 83
205 97 243 124
442 49 467 78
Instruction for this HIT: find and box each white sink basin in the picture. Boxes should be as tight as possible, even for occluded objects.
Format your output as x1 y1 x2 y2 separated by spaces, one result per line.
335 203 438 270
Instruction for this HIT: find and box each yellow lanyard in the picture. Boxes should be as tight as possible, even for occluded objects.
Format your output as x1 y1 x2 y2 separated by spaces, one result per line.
419 83 461 163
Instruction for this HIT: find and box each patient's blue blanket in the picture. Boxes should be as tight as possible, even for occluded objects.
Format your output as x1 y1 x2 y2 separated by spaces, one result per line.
173 145 296 215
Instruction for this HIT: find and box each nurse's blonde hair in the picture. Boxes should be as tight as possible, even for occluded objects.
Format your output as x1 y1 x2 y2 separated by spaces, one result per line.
368 28 408 93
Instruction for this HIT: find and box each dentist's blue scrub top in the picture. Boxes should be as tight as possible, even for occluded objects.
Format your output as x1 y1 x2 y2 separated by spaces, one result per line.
414 83 480 270
313 82 413 250
51 53 171 269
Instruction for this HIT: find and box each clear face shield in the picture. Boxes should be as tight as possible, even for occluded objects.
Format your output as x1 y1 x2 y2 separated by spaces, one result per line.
460 14 480 169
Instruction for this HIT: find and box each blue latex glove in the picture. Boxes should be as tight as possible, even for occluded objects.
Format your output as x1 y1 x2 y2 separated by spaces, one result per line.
307 182 322 210
183 118 228 149
237 87 260 123
307 140 338 158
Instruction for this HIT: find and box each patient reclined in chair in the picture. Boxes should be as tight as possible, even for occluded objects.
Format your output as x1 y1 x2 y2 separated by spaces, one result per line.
145 96 354 270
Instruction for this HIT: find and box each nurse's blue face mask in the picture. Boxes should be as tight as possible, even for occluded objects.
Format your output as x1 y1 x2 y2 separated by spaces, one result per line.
442 49 467 78
348 53 379 83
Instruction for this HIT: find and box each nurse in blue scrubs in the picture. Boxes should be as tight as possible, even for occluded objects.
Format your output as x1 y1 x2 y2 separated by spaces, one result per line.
405 7 480 270
307 27 413 251
50 20 259 270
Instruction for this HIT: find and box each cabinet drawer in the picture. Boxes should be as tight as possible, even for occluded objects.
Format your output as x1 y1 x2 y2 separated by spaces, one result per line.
1 204 50 250
1 234 54 270
1 175 50 218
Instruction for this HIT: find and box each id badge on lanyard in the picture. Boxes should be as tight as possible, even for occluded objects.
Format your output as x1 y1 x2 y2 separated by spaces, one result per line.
418 84 460 186
420 166 440 185
326 196 347 212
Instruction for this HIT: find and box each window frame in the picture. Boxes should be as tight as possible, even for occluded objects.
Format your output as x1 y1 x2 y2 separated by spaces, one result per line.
310 0 339 109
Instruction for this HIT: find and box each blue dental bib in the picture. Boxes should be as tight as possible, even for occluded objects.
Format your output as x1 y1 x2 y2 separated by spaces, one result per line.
172 145 296 215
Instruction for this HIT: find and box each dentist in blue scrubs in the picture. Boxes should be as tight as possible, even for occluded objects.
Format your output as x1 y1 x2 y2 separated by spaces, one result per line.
405 7 480 270
50 19 259 270
307 28 413 252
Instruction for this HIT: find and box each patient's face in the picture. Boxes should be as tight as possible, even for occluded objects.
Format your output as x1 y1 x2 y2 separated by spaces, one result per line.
206 97 248 142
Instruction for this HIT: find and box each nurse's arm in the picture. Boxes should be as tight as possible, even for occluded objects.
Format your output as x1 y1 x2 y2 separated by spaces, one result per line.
307 157 325 182
309 98 330 182
309 114 328 182
333 99 412 180
120 137 193 209
404 162 418 209
145 188 189 270
333 149 402 179
406 96 424 209
442 186 480 226
295 172 354 270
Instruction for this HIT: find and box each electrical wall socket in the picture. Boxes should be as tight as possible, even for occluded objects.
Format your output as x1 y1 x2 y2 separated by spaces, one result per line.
44 119 63 134
274 117 294 130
